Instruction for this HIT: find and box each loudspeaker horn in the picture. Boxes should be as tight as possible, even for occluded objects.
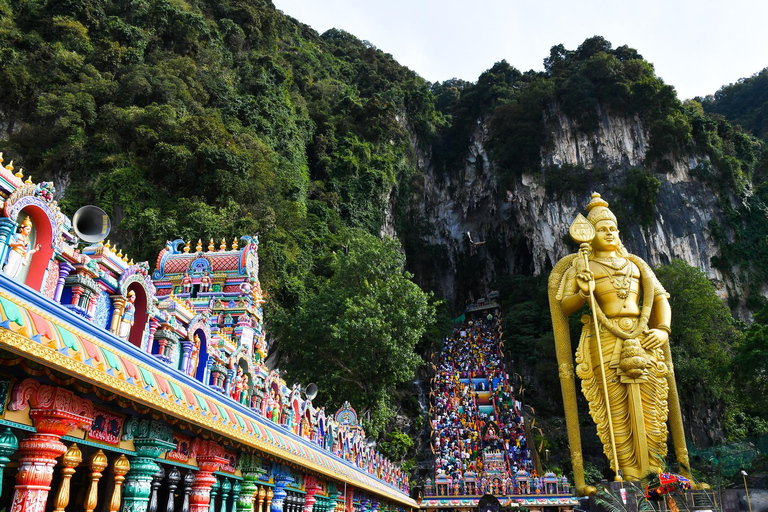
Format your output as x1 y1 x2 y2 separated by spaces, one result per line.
73 205 111 243
304 383 318 400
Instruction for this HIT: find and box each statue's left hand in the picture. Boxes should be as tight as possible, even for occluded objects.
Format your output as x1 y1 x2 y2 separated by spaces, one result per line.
641 328 668 350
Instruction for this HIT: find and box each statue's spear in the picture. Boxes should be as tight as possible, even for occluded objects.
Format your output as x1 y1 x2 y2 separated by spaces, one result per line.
569 213 622 481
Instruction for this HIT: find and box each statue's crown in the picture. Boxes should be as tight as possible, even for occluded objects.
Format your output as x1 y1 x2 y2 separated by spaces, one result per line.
585 192 616 226
20 216 32 228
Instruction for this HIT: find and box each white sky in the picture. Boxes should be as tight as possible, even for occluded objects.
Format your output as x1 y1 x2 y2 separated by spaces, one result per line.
272 0 768 100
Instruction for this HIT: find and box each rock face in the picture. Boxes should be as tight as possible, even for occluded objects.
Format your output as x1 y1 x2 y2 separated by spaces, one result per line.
406 107 730 305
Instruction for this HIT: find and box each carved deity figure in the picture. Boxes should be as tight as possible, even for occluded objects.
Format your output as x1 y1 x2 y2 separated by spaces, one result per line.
549 193 689 494
231 367 244 402
181 271 192 294
200 271 211 293
118 290 137 340
2 217 40 279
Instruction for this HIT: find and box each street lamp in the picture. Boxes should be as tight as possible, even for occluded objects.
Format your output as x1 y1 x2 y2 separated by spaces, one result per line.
741 470 752 512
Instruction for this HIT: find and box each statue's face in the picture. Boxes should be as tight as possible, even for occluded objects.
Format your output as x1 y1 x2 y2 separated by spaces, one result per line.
592 220 620 251
21 225 31 235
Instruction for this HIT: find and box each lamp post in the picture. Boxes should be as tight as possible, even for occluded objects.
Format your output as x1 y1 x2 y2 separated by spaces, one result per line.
741 470 752 512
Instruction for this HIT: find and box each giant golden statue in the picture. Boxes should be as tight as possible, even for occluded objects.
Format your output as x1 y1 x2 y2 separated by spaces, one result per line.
548 193 690 495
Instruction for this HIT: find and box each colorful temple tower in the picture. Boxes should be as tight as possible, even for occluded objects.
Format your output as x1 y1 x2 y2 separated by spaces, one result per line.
0 158 415 512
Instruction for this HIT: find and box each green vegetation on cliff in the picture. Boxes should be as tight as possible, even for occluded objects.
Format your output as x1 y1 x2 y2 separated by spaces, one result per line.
701 68 768 139
5 0 768 475
0 0 439 441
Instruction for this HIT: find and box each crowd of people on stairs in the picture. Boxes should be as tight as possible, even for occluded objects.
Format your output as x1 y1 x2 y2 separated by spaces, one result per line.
426 314 542 496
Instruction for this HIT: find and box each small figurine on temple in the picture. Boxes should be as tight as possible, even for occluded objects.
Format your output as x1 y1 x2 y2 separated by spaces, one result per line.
118 290 137 340
238 279 253 296
200 271 211 293
2 216 41 279
232 368 244 402
181 271 192 294
189 335 201 376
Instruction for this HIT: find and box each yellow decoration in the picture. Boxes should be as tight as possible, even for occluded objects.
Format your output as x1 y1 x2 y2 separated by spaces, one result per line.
85 450 108 512
6 160 13 172
0 152 3 163
105 240 112 250
15 168 24 180
109 454 130 512
184 240 191 253
0 289 418 508
208 238 215 252
196 239 202 252
53 443 82 512
129 259 134 266
548 192 690 494
220 237 227 251
25 175 32 185
232 238 239 250
117 250 123 258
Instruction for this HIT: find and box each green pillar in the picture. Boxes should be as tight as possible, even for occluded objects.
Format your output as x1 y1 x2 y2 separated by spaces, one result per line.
0 428 18 499
121 420 177 512
219 479 231 512
237 453 266 512
210 477 220 512
230 481 241 512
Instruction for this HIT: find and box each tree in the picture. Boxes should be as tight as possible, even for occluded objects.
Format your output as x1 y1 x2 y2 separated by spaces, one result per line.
277 228 436 435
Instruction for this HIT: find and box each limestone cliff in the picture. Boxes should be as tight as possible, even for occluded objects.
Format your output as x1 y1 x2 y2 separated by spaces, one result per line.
405 106 731 306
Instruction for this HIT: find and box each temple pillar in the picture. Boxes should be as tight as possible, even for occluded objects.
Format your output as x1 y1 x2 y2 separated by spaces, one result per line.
109 455 131 512
165 467 182 512
210 477 220 512
256 486 266 512
85 450 108 512
110 295 126 334
270 472 293 512
230 481 241 512
0 217 16 266
344 488 354 512
303 476 320 512
189 440 227 512
147 319 160 354
225 369 235 396
147 467 164 512
181 470 195 512
121 420 177 512
219 479 232 512
54 260 75 302
236 453 265 512
180 339 193 374
0 427 18 499
52 443 81 512
7 379 93 512
87 290 99 320
265 487 274 512
71 284 85 307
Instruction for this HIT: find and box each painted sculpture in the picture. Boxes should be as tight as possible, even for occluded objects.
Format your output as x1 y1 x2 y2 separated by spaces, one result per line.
2 216 40 279
549 193 689 494
118 290 136 340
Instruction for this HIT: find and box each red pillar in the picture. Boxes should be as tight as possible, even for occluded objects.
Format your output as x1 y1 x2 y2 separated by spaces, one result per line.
304 476 321 512
345 488 355 512
189 440 227 512
8 379 93 512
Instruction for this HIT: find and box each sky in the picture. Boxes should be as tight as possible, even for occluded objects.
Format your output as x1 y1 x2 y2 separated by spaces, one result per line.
271 0 768 100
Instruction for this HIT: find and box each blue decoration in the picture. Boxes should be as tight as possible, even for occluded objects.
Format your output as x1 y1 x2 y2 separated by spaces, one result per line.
93 291 112 330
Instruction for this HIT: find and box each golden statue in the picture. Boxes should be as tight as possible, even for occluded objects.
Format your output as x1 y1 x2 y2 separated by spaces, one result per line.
548 193 690 495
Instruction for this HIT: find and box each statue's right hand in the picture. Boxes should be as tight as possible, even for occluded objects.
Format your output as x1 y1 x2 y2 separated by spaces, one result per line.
575 270 594 295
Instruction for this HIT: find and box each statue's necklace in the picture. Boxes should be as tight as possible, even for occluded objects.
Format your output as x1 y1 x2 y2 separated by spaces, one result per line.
594 258 631 299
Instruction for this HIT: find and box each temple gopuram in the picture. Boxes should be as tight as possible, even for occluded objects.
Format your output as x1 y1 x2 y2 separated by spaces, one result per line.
0 158 415 512
423 299 578 512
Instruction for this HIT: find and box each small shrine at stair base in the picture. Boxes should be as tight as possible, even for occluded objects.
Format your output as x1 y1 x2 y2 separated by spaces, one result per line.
0 158 414 512
422 298 578 512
